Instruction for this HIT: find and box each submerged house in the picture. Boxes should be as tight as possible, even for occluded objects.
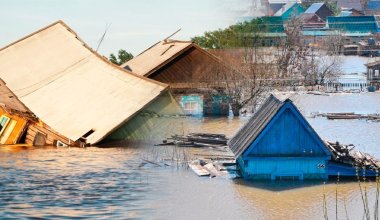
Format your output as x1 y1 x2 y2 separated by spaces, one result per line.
121 40 236 116
365 60 380 89
0 21 177 146
228 95 332 180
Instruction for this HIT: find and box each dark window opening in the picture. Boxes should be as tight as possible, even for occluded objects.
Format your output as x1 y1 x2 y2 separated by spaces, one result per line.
81 129 95 138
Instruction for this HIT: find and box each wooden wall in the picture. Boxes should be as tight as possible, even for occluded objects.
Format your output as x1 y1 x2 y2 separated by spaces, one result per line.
247 107 327 156
0 107 28 144
25 122 77 147
149 46 222 84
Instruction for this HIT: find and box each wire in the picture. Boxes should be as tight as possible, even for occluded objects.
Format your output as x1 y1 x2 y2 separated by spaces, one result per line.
0 55 91 98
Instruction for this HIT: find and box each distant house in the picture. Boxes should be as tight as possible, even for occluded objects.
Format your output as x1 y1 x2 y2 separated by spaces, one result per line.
0 21 174 146
273 3 305 21
336 0 363 12
366 0 380 15
327 16 379 43
121 40 238 116
365 60 380 89
303 3 334 21
299 13 325 29
339 8 365 16
228 95 332 180
257 16 287 45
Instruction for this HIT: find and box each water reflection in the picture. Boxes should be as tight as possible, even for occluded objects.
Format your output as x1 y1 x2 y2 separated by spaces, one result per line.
0 93 380 219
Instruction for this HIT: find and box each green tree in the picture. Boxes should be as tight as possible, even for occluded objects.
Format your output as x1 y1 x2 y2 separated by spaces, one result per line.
109 49 134 65
191 18 264 49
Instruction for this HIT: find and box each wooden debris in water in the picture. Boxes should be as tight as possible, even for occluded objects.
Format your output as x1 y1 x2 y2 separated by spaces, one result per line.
160 133 229 148
188 159 237 178
325 140 380 170
311 112 380 121
188 160 210 176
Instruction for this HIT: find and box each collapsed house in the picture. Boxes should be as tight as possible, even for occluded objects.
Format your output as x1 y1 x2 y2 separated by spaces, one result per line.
0 21 181 146
121 40 237 116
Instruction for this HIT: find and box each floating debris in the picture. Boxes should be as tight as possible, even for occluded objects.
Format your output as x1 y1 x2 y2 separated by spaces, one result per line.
160 133 228 148
325 140 380 171
188 160 210 176
188 159 238 178
311 112 380 121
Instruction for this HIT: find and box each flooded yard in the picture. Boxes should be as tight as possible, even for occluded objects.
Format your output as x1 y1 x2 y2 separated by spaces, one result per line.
1 92 380 219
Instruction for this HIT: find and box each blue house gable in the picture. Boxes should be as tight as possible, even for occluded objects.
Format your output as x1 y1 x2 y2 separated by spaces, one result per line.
244 101 331 157
229 95 332 180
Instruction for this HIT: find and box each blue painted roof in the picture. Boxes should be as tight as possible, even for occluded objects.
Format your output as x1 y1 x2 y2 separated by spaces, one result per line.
257 16 285 33
368 0 380 10
327 16 379 33
305 3 324 13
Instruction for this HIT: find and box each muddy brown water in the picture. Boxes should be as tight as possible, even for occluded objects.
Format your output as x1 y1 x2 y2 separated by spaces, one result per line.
1 93 380 219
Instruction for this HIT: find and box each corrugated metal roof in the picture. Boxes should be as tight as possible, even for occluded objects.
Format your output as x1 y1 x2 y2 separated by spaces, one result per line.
305 3 324 14
258 16 285 33
327 16 379 33
121 40 193 77
228 95 284 157
0 21 168 144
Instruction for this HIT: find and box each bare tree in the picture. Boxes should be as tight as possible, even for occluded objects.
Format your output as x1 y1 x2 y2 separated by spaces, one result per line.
314 55 343 85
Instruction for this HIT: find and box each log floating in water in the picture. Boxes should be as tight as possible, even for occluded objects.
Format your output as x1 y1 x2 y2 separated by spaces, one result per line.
311 112 380 121
161 133 229 148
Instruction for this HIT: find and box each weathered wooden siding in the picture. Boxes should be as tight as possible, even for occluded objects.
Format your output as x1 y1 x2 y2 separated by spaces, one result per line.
233 97 331 180
150 46 221 83
246 106 326 156
244 158 328 180
25 123 74 146
0 108 28 144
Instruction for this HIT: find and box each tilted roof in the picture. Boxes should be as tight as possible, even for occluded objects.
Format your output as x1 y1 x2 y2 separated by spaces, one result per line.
0 21 168 144
121 40 193 77
228 95 284 157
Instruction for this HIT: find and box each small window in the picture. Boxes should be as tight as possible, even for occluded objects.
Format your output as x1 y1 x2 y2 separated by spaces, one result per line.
183 101 199 115
0 115 10 135
375 70 379 77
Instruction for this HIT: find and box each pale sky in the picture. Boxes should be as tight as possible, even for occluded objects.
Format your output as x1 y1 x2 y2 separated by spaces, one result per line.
0 0 253 57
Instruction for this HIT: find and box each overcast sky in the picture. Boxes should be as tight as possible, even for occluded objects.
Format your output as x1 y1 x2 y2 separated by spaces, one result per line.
0 0 254 57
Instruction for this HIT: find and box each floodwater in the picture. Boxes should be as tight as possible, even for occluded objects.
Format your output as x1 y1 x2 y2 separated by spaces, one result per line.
1 93 380 219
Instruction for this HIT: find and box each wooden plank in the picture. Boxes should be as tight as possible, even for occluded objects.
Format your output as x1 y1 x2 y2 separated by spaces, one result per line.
204 163 219 177
188 163 210 176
